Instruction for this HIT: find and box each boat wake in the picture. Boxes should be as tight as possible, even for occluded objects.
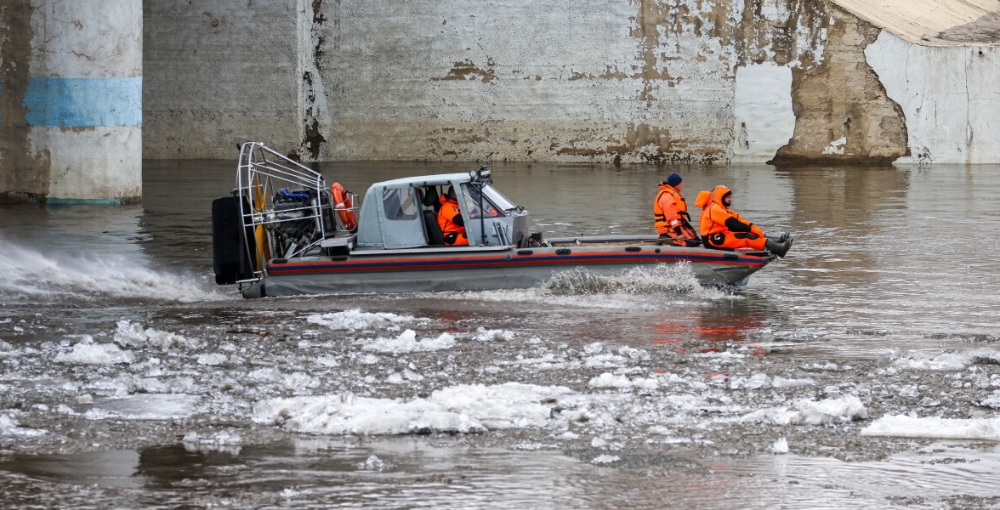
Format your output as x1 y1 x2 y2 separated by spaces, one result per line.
542 264 709 296
0 239 227 305
440 263 737 310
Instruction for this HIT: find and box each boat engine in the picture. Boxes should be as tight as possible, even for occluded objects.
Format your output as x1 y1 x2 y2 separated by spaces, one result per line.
271 188 324 255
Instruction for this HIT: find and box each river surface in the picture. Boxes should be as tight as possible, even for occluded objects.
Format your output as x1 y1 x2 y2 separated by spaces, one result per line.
2 160 1000 509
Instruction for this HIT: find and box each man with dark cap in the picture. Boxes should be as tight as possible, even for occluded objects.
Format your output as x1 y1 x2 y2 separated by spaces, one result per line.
653 173 699 247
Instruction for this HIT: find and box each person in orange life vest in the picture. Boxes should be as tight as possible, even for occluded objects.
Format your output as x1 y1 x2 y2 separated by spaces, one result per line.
695 185 792 257
653 173 699 247
437 186 469 246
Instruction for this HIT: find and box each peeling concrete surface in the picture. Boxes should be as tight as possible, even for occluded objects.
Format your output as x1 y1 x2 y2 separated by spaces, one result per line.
866 31 1000 165
771 4 908 166
1 2 142 203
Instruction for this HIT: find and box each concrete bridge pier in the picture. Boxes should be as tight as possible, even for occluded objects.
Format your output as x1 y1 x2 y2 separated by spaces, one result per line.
0 2 142 204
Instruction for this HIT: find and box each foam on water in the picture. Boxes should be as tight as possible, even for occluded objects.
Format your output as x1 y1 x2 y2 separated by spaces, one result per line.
0 239 226 304
442 264 737 309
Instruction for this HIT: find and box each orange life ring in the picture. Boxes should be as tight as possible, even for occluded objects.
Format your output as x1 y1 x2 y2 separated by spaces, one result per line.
331 182 358 233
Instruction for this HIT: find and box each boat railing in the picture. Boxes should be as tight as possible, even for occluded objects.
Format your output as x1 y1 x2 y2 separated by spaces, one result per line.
235 142 351 280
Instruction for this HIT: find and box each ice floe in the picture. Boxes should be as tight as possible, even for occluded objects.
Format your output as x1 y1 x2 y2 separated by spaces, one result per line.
253 383 577 435
741 395 868 426
114 321 200 350
588 372 658 391
54 337 135 365
891 348 1000 371
357 330 456 353
307 309 420 331
0 412 46 437
83 394 201 420
861 415 1000 441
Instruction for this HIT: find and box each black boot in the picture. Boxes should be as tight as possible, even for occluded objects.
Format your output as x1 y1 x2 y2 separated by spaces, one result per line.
765 237 792 258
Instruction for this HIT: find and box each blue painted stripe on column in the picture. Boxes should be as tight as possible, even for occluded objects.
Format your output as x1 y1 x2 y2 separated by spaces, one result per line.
22 77 142 127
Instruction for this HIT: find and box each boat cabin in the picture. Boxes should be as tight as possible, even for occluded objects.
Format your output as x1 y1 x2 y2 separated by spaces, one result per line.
354 168 531 251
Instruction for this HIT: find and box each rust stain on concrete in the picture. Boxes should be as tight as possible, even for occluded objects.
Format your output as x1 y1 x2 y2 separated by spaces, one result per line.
433 58 497 83
0 3 51 204
553 123 726 165
771 3 908 165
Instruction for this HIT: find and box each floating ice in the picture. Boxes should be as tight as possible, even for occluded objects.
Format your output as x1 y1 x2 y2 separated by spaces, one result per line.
893 348 998 371
197 353 227 366
358 454 395 471
981 391 1000 409
83 394 201 420
307 309 419 331
730 373 771 390
772 376 816 388
741 395 868 426
772 437 789 454
591 454 621 464
357 330 456 353
0 412 46 437
253 382 576 435
54 337 135 365
182 430 242 454
588 372 659 391
114 321 199 351
861 415 1000 441
471 327 515 342
315 355 341 367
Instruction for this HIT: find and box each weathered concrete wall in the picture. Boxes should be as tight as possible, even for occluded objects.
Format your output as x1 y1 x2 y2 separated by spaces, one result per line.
141 0 301 159
0 2 142 203
770 3 908 165
867 31 1000 164
318 0 828 164
139 0 999 165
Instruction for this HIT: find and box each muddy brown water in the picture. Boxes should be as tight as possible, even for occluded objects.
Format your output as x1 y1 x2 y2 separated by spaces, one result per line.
2 160 1000 508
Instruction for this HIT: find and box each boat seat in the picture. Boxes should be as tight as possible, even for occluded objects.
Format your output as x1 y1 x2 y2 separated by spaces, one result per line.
422 186 441 212
424 210 444 245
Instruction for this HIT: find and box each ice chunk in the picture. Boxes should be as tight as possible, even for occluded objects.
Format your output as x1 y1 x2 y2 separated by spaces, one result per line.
772 437 789 454
307 309 419 331
591 454 620 464
197 353 227 366
861 415 1000 441
741 395 868 425
358 330 456 353
253 383 576 435
54 339 134 365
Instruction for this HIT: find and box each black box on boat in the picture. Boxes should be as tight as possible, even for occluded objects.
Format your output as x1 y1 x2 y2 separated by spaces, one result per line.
212 196 256 284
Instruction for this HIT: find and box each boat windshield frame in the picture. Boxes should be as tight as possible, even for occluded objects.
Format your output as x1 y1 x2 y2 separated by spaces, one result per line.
480 184 518 212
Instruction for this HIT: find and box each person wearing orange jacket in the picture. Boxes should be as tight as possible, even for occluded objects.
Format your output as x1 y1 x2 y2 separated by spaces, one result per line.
695 185 792 257
653 173 699 247
437 186 469 246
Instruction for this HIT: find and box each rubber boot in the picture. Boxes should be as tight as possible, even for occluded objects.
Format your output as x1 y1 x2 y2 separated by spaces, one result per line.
765 238 792 258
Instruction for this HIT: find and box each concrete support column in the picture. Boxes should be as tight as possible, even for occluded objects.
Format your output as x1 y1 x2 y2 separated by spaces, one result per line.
0 1 142 204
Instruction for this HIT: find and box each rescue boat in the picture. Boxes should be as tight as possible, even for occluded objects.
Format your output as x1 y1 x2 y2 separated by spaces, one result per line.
211 142 779 298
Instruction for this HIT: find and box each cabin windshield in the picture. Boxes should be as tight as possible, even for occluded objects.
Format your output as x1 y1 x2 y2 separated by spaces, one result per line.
460 183 517 217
